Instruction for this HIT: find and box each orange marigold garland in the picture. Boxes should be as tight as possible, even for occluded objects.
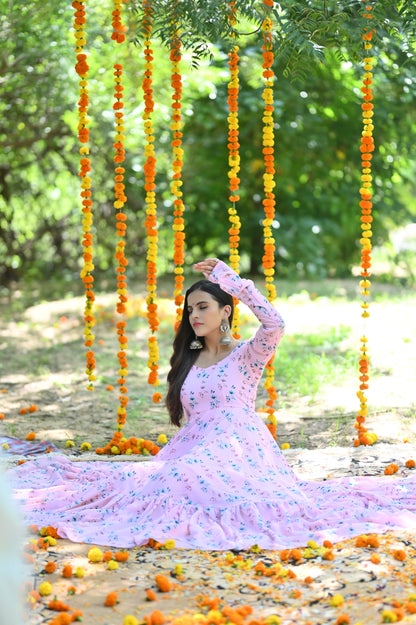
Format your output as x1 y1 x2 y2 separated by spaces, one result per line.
111 0 128 43
73 0 96 391
142 0 161 401
227 1 241 339
170 17 186 330
354 2 377 447
111 63 130 449
261 1 278 440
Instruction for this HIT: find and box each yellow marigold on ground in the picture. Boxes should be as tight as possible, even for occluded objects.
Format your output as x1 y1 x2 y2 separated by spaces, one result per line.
74 567 85 578
123 617 139 625
65 440 75 448
281 442 290 449
80 441 92 451
38 581 53 596
157 433 168 445
264 616 281 625
382 610 398 622
329 594 344 607
107 560 119 570
88 547 103 562
164 539 175 550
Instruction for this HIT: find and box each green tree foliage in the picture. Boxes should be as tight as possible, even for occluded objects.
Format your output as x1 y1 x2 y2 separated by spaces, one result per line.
0 0 415 290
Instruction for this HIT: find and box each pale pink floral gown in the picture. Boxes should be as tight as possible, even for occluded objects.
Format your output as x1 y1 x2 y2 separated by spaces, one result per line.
9 262 416 548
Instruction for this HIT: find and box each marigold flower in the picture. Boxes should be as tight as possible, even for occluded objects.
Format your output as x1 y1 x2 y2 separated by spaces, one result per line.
88 547 104 562
329 594 345 607
123 616 139 625
393 549 406 561
38 581 53 596
48 599 71 612
146 588 157 601
405 459 416 469
155 574 172 592
336 616 350 625
26 432 36 441
114 549 129 562
104 591 119 606
149 610 166 625
62 565 73 578
45 561 57 574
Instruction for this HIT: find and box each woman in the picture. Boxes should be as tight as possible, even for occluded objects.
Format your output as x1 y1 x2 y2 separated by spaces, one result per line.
9 259 416 549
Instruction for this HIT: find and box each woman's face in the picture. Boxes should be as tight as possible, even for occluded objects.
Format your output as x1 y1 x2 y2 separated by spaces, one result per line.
186 289 229 337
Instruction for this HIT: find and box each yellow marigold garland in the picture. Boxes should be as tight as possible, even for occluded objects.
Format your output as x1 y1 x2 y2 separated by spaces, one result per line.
354 2 377 447
72 0 96 391
170 18 186 330
261 1 278 440
142 1 161 401
227 0 241 339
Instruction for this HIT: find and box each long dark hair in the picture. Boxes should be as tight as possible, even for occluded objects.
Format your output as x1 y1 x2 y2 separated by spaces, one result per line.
166 279 234 427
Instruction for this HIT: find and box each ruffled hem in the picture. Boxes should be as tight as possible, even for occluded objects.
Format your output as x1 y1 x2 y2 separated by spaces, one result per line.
17 491 416 550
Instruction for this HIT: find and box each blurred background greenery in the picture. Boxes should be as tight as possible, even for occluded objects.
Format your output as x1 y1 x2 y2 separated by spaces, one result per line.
1 0 415 304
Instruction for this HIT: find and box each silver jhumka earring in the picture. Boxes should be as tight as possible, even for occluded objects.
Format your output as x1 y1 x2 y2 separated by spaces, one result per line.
190 335 203 350
219 321 232 345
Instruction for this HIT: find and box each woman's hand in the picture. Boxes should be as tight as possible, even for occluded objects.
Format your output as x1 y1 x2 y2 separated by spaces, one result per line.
194 258 219 279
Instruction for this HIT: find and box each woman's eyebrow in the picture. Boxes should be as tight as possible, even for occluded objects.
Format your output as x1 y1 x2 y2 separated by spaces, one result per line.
188 300 209 308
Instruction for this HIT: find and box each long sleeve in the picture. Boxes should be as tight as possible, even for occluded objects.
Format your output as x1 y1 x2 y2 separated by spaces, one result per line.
208 260 285 364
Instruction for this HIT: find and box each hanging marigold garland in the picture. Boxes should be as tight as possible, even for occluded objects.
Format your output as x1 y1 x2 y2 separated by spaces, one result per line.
354 2 377 447
111 0 127 43
102 62 130 453
227 1 242 340
169 13 186 330
142 0 161 402
261 0 279 440
96 2 162 457
72 0 96 391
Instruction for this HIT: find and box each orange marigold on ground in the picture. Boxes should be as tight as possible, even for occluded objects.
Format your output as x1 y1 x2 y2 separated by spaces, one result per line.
114 549 129 562
155 574 172 592
148 610 165 625
62 565 73 578
45 562 57 574
384 463 399 475
48 599 71 612
103 550 113 562
104 591 119 607
393 549 406 561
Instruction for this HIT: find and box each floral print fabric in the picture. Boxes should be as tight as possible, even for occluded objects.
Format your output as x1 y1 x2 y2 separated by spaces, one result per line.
9 262 416 549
